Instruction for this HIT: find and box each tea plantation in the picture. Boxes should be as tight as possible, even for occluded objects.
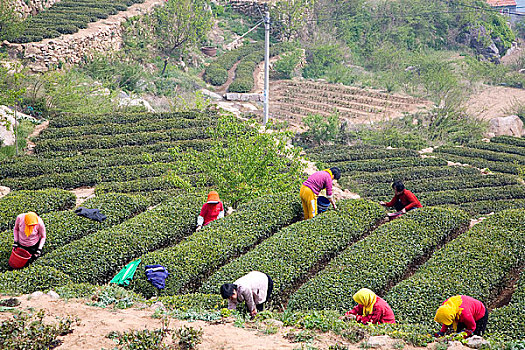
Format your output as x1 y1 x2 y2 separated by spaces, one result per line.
0 110 523 342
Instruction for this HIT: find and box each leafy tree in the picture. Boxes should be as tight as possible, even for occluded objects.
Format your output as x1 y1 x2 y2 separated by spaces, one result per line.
152 0 213 75
302 44 344 78
302 113 340 146
182 115 304 208
271 0 314 41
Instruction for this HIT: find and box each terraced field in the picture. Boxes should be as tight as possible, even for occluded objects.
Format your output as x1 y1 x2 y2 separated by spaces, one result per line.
270 80 432 128
0 111 524 341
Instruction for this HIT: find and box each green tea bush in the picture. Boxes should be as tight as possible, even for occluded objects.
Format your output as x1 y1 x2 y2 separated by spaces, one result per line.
469 141 525 157
37 117 214 141
386 209 525 325
0 193 148 272
436 146 525 165
95 175 193 194
203 64 229 86
34 127 208 153
455 199 525 216
287 207 469 311
486 271 525 341
492 136 525 148
308 146 419 163
0 189 76 232
0 265 72 294
201 200 385 303
33 194 202 285
349 166 479 185
50 111 206 128
3 163 179 190
326 157 447 174
435 154 519 174
130 192 302 298
417 185 525 206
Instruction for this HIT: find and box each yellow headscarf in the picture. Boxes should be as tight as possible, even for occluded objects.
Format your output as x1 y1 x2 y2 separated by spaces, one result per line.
324 169 334 179
24 212 38 237
353 288 378 316
434 295 464 331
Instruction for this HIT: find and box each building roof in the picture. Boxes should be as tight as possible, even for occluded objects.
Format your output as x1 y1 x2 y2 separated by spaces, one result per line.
486 0 517 7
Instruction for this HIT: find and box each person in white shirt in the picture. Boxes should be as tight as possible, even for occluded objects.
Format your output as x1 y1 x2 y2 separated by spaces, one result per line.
220 271 274 317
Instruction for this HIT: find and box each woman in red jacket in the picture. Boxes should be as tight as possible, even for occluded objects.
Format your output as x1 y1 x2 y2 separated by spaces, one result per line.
434 295 488 338
344 288 395 324
380 180 422 218
196 191 225 231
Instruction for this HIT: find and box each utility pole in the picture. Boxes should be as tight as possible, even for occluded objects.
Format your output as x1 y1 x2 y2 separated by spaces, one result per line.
263 10 270 126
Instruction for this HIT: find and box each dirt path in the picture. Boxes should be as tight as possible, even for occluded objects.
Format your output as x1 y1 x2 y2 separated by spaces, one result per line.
215 61 240 95
70 187 96 206
25 120 49 155
252 55 281 94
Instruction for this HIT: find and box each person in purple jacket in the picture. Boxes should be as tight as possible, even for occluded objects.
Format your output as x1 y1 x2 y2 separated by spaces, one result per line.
300 167 341 220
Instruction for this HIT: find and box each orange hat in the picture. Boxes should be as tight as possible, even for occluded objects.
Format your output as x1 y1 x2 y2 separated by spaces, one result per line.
24 212 38 237
207 191 220 203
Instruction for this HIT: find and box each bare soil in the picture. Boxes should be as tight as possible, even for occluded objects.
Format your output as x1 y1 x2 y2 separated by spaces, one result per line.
216 61 241 95
466 85 525 120
0 294 473 350
25 120 49 155
70 187 96 206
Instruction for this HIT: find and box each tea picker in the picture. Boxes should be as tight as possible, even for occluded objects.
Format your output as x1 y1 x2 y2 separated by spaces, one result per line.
380 180 422 220
300 167 341 220
9 212 46 269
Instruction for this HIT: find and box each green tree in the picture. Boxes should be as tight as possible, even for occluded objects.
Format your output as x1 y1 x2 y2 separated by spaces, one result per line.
183 115 304 208
271 0 314 41
152 0 213 75
302 113 340 146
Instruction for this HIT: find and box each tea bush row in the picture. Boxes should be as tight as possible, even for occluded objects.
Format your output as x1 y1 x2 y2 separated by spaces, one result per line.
0 193 148 272
287 207 469 311
200 200 385 303
486 271 525 341
34 128 208 153
386 209 525 325
32 194 202 285
454 199 525 216
349 166 479 185
323 157 447 174
309 146 419 163
435 146 525 165
37 117 214 141
9 0 145 43
50 111 206 128
94 175 196 194
2 163 181 190
130 192 303 298
468 141 525 157
435 154 518 175
0 189 75 232
204 43 263 86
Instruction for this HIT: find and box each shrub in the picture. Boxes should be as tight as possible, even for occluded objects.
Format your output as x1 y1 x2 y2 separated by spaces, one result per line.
129 192 302 298
0 193 148 272
200 200 385 304
156 293 226 311
32 194 202 285
386 209 525 325
203 64 228 86
287 207 469 311
0 265 72 294
227 78 253 93
0 189 76 232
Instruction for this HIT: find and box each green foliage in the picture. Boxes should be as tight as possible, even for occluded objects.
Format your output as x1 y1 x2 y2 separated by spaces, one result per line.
0 0 23 42
0 265 72 294
348 166 479 185
88 284 143 309
95 175 192 195
0 193 147 272
417 185 525 206
436 146 525 166
109 327 170 350
0 189 75 232
187 115 304 208
130 192 302 297
201 200 385 303
0 310 75 349
288 207 469 311
204 43 263 86
31 194 201 285
156 293 226 311
326 157 447 175
303 44 344 79
175 326 203 350
308 145 419 163
386 209 525 325
270 0 313 41
301 113 340 146
272 49 303 79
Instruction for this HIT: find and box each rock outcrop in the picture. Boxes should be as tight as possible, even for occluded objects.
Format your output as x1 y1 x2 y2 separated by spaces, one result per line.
12 0 60 17
488 115 524 137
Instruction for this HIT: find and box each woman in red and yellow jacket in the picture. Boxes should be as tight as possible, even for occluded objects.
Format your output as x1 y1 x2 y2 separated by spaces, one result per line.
344 288 395 324
434 295 488 338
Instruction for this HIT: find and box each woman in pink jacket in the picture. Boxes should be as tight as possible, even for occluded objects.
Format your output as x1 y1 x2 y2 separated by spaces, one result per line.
344 288 395 324
13 212 46 261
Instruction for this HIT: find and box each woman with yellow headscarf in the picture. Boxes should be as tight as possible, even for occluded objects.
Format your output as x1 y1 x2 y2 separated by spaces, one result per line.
344 288 395 324
434 295 488 338
12 212 46 262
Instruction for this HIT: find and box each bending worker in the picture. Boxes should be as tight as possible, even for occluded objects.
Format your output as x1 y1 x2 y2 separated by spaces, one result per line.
220 271 274 318
380 180 422 215
434 295 488 338
300 167 341 220
13 211 46 260
196 191 224 231
344 288 395 324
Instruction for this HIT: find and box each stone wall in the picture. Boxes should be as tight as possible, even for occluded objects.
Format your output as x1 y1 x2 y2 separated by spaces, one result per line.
12 0 60 17
5 0 164 72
